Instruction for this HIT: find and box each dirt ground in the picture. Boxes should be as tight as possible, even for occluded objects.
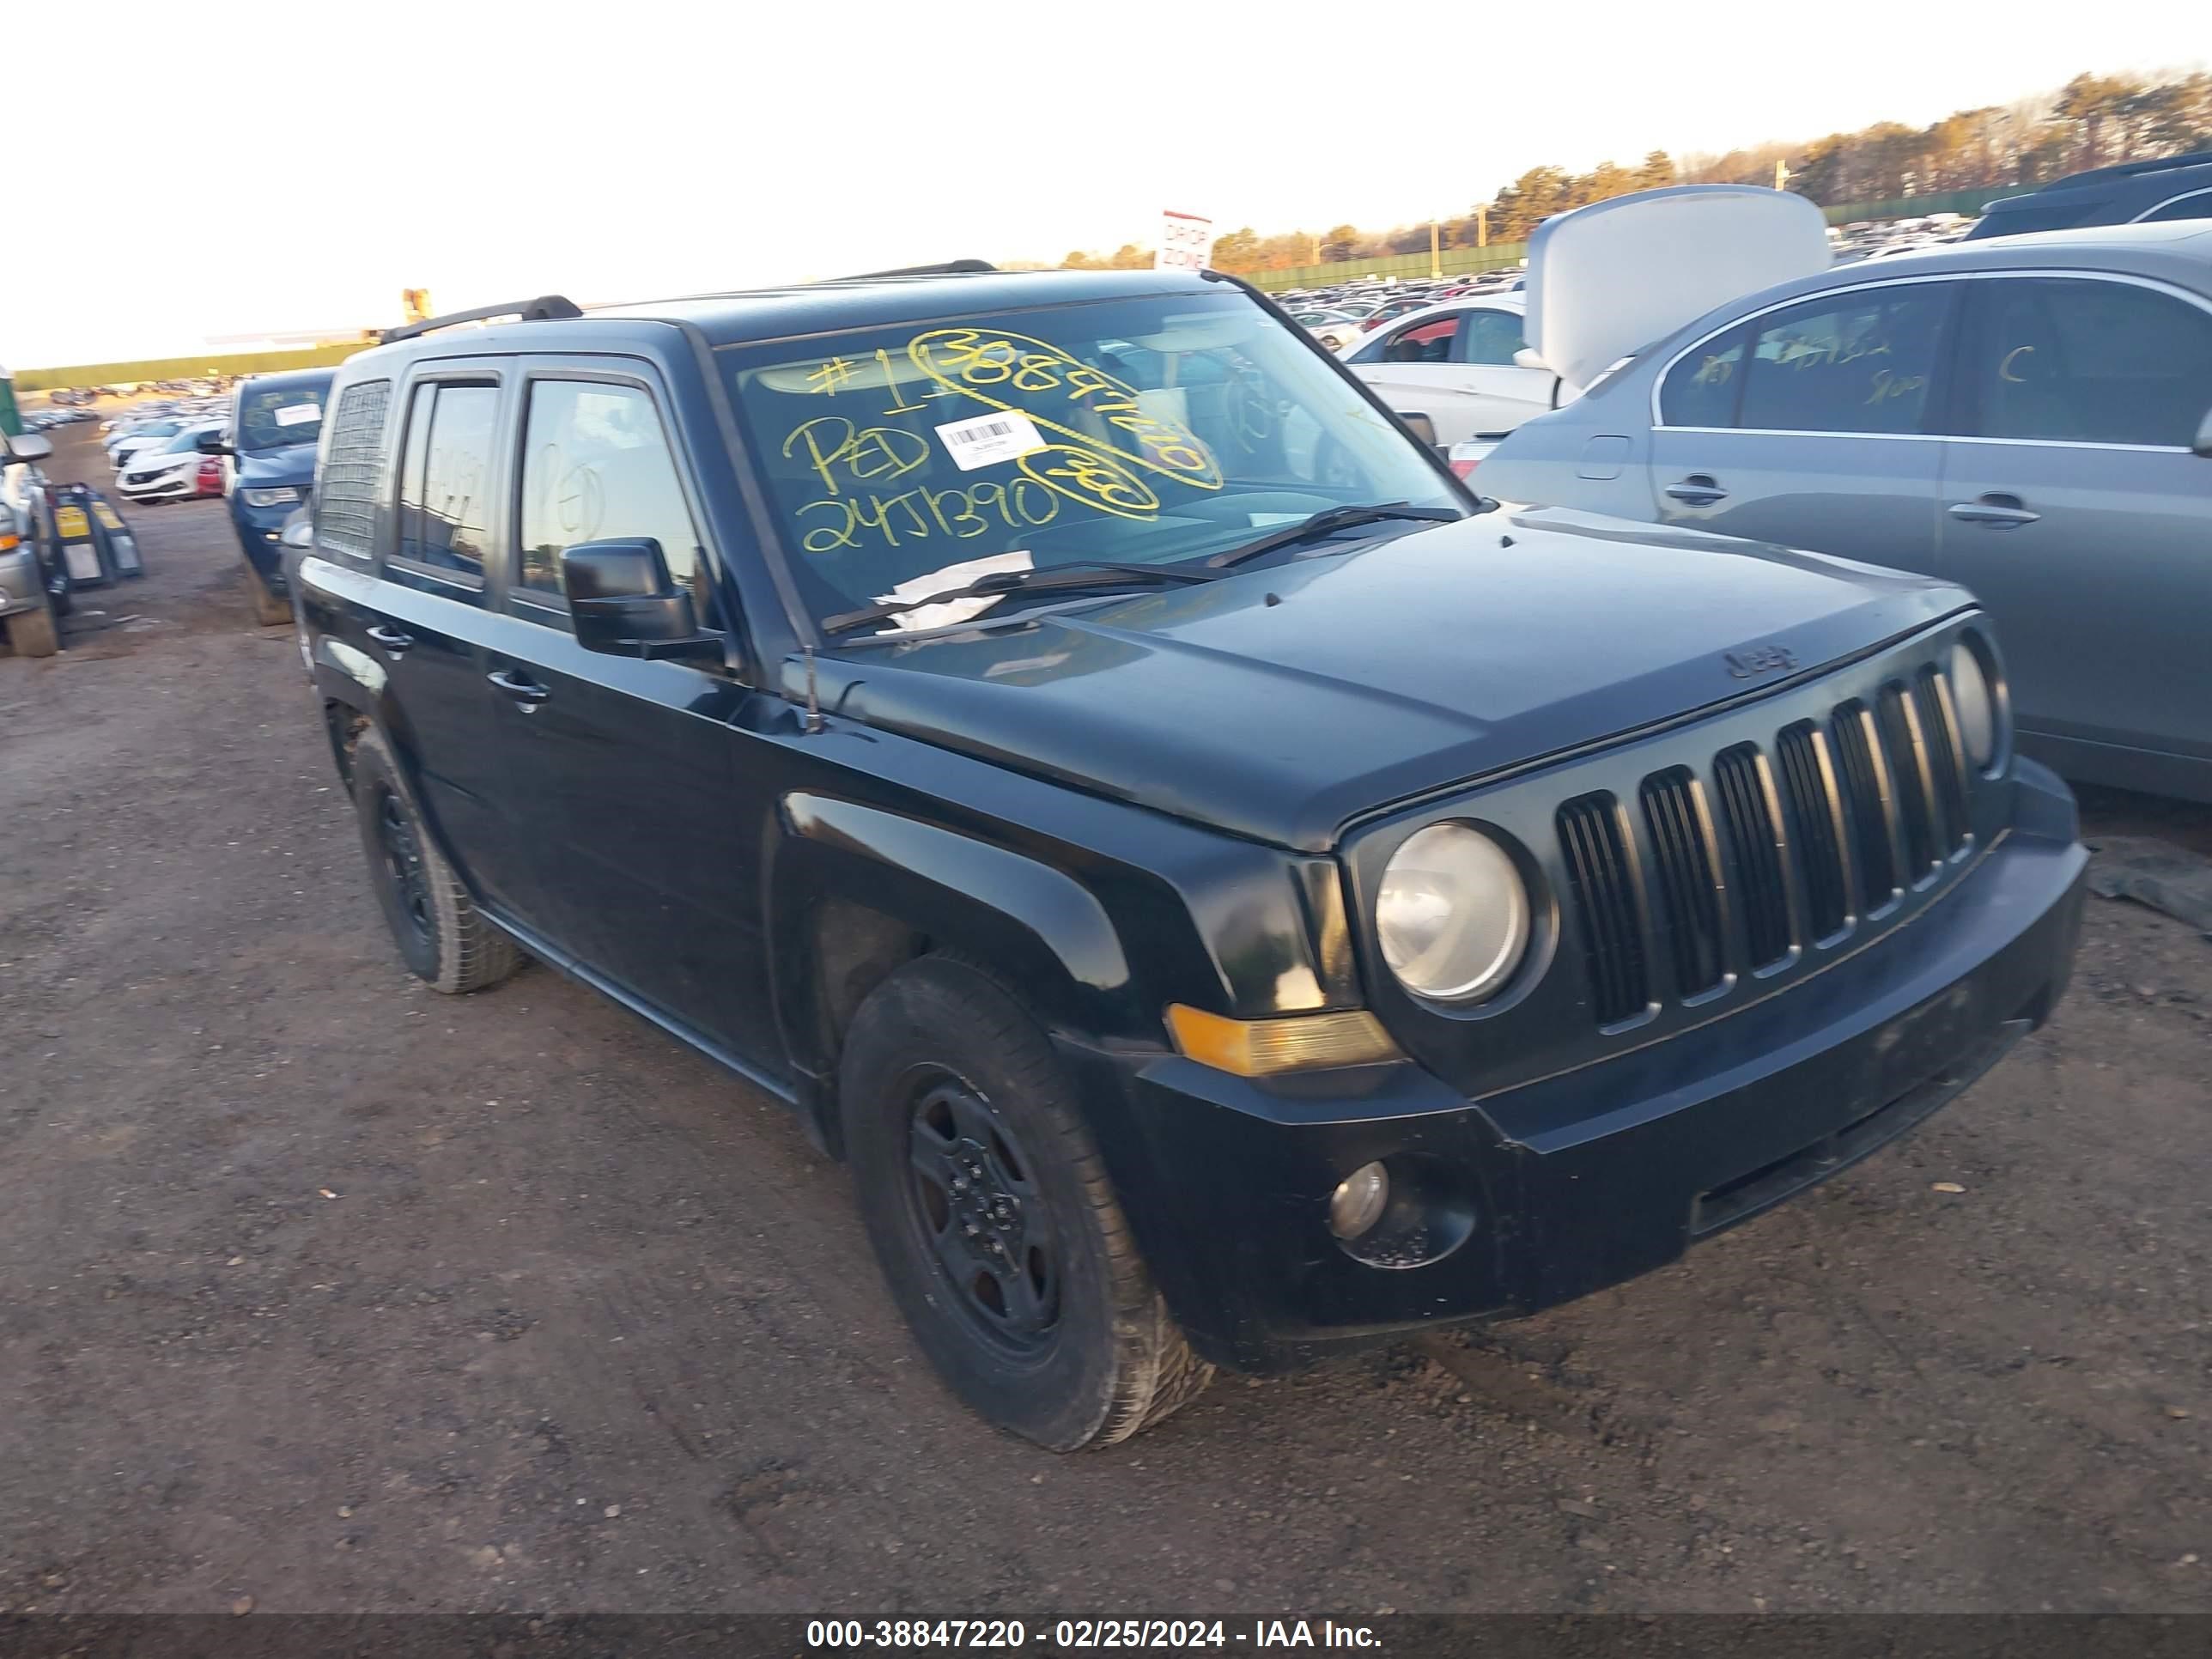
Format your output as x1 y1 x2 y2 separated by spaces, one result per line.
1 423 2206 1616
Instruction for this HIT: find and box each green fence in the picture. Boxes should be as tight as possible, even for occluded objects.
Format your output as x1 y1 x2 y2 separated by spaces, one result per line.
17 340 367 393
1820 185 2007 224
1248 244 1528 294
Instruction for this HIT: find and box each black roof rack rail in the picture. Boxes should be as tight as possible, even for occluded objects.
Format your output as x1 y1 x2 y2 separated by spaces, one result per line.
2044 149 2212 189
379 295 583 344
824 258 997 283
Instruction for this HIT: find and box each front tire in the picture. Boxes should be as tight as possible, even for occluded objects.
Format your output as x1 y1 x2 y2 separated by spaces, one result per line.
348 727 520 994
839 957 1212 1449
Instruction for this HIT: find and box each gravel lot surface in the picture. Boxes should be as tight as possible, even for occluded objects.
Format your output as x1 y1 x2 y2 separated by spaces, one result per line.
2 423 2206 1614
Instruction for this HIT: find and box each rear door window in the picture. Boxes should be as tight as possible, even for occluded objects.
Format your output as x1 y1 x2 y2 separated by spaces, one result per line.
1957 276 2212 447
1658 325 1748 428
397 383 499 574
1458 309 1527 367
1735 284 1955 435
1381 317 1460 363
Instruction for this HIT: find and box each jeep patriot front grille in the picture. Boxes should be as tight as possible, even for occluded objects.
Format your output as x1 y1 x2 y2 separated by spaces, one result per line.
1556 667 1973 1028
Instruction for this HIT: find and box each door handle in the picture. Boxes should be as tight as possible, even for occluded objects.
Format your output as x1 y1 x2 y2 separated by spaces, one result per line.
1664 474 1728 507
1947 494 2040 528
486 667 550 707
364 623 414 653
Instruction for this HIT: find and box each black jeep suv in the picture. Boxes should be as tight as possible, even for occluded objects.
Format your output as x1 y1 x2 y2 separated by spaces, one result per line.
290 267 2087 1449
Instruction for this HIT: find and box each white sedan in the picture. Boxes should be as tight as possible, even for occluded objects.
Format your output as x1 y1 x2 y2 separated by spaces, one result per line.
107 420 186 471
1285 307 1367 351
1337 295 1559 447
117 422 227 503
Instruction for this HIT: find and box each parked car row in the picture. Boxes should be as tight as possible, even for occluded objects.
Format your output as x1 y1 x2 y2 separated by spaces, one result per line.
19 406 98 431
1279 268 1525 349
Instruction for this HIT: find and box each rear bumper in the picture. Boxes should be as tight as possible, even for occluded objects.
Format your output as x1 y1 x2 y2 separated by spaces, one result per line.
1073 762 2087 1372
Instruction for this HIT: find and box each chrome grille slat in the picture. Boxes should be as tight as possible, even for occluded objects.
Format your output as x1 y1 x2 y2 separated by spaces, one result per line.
1878 682 1941 878
1831 701 1899 908
1556 793 1649 1027
1640 768 1726 997
1917 667 1970 854
1713 744 1793 969
1776 720 1850 939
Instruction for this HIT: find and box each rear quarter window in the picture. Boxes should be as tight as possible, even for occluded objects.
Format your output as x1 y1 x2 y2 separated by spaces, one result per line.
313 380 392 562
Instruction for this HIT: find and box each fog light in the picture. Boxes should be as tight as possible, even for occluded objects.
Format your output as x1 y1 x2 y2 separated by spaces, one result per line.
1328 1162 1389 1239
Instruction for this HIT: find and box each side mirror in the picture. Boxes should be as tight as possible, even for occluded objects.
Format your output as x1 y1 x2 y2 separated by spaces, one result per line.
1396 410 1439 448
3 434 54 466
1512 348 1547 372
560 538 721 663
2195 404 2212 459
197 431 228 454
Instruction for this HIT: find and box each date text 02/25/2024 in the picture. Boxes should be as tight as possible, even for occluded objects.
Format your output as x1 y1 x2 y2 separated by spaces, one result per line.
805 1619 1382 1650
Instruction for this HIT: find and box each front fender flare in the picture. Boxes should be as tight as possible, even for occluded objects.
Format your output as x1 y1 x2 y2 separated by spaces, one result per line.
770 793 1144 1090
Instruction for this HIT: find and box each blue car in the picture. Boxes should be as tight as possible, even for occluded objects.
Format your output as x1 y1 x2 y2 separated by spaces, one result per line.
226 368 333 623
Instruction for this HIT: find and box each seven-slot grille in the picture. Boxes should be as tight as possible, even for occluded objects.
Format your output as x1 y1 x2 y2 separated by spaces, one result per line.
1555 666 1973 1028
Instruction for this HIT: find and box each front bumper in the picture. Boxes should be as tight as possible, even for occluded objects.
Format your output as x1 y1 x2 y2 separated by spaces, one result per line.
1073 763 2087 1373
118 471 197 501
229 492 302 592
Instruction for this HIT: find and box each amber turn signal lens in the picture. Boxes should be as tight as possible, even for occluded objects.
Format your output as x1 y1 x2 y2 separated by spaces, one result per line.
1165 1004 1401 1078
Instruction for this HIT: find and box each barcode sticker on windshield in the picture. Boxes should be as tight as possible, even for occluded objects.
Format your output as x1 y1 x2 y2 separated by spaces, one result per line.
273 403 320 427
934 409 1045 471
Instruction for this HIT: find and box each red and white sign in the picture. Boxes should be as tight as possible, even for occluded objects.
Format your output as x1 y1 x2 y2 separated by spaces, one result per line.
1155 210 1214 273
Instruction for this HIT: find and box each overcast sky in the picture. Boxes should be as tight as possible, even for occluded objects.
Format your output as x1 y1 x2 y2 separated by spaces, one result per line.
4 0 2202 367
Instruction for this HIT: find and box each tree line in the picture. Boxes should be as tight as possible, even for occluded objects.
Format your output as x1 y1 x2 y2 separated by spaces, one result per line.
1060 69 2212 275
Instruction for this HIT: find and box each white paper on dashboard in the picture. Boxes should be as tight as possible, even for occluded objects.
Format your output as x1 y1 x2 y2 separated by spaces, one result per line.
875 550 1033 633
274 403 320 427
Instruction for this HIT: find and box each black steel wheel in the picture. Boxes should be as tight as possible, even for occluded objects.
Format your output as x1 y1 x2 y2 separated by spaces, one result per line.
374 784 436 962
347 727 521 994
840 957 1212 1450
901 1070 1060 1354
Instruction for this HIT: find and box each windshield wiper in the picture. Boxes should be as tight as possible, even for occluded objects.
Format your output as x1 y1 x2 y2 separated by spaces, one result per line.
1205 502 1462 569
821 560 1218 636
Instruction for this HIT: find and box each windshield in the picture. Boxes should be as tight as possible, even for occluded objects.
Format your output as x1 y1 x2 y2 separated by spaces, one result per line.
721 289 1458 630
162 428 212 454
235 382 327 452
125 422 179 441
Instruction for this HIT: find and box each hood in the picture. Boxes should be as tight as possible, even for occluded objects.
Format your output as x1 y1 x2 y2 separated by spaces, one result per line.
810 511 1973 852
234 443 317 489
124 447 197 477
1523 185 1832 391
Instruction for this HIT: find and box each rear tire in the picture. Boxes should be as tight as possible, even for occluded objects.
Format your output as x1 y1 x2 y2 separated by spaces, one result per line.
349 727 521 994
4 600 59 659
840 956 1212 1449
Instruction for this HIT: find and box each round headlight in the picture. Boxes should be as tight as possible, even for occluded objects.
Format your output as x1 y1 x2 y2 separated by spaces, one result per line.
1949 640 1996 769
1376 823 1528 1002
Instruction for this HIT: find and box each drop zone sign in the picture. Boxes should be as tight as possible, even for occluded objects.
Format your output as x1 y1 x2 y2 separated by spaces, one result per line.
1156 210 1214 273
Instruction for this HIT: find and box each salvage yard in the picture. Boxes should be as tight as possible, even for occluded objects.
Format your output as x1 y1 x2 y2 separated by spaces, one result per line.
1 422 2207 1615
